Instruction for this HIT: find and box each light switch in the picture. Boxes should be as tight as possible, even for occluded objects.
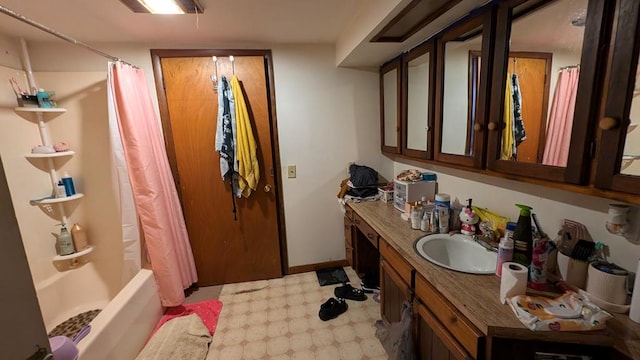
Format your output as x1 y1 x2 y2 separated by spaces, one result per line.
287 165 296 179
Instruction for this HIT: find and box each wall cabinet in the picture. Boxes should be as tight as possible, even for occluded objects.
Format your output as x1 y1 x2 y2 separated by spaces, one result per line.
381 56 403 154
380 0 640 202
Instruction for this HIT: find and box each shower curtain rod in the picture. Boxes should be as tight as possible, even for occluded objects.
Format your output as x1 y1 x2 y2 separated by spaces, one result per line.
0 5 137 68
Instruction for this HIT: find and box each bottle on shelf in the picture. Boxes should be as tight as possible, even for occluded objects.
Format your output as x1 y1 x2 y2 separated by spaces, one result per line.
61 172 76 196
71 223 89 252
56 180 66 198
511 204 533 269
52 224 75 256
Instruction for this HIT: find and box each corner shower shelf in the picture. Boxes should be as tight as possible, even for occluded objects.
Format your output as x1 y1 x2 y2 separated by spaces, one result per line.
25 150 75 159
14 107 67 122
30 193 84 206
53 245 94 261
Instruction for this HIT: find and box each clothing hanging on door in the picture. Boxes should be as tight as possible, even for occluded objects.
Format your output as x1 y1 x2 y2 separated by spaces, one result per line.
215 75 239 219
501 72 527 160
231 75 260 197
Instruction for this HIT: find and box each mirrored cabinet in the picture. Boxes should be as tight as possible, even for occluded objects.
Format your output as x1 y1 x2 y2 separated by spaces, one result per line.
378 0 640 202
595 0 640 195
434 8 493 168
402 40 435 159
486 0 610 183
381 56 402 154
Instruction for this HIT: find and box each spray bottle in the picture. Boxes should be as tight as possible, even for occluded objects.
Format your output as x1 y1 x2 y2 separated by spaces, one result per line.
511 204 533 269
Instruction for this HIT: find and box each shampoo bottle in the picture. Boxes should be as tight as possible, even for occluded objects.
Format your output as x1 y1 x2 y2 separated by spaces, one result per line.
71 223 88 251
511 204 533 269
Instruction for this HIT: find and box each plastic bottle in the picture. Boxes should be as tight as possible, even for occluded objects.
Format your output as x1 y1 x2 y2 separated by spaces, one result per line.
53 224 75 256
435 193 450 210
529 234 549 290
56 180 66 198
511 204 533 269
420 211 429 232
61 172 76 196
495 236 514 277
71 223 89 251
437 205 449 233
411 201 423 230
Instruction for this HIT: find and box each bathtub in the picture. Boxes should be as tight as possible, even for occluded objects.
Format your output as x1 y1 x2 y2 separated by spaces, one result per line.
37 264 163 359
75 268 163 359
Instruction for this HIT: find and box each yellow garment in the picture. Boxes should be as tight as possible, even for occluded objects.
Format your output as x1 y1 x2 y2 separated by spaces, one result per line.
501 74 514 160
230 75 260 197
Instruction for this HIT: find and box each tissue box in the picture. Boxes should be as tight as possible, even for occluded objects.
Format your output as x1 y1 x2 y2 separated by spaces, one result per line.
378 188 393 202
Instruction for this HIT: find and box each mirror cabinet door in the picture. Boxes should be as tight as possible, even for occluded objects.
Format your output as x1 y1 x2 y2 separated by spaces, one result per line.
435 10 492 167
595 0 640 195
403 40 435 158
381 57 402 154
487 0 609 183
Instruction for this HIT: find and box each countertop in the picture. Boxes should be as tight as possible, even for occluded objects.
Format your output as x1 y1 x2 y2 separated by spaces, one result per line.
347 200 640 359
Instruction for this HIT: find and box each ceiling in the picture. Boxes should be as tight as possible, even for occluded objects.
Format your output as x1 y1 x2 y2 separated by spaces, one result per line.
0 0 361 45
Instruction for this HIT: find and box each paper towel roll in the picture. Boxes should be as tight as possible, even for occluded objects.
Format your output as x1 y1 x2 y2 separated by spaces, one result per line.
500 262 528 304
629 259 640 323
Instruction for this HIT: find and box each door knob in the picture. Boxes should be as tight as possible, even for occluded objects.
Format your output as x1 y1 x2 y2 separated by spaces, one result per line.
599 117 619 130
487 122 498 131
264 184 272 192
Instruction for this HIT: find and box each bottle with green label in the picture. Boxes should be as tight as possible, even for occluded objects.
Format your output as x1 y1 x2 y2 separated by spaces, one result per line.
511 204 533 269
52 224 75 256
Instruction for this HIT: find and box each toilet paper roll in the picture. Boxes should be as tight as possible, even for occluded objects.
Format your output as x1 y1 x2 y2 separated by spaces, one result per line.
629 259 640 323
500 262 528 304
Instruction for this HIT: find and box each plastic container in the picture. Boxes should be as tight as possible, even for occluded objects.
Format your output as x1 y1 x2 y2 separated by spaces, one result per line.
53 225 75 256
62 172 76 196
437 205 449 233
495 236 514 277
56 180 67 198
435 193 450 209
511 204 533 269
529 234 549 290
410 202 424 230
71 223 89 251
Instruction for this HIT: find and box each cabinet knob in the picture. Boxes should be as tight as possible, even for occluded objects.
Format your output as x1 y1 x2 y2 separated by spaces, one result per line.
599 117 619 130
264 184 272 192
487 122 498 131
473 123 483 132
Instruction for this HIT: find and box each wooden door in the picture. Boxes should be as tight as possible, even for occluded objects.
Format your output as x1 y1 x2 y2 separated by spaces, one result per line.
506 55 550 163
415 302 472 360
152 51 284 286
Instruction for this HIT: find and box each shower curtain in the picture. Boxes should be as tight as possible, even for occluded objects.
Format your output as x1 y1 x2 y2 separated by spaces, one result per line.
107 71 141 288
542 67 580 166
108 61 198 306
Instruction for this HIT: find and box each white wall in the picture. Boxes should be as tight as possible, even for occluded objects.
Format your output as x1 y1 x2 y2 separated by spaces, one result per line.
271 44 390 266
391 161 640 273
1 39 389 270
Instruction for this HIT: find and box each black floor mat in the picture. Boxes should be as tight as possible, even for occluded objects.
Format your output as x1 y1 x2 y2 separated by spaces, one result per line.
316 266 349 286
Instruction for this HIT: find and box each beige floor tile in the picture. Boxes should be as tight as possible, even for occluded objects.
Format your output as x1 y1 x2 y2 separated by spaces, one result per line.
208 267 386 360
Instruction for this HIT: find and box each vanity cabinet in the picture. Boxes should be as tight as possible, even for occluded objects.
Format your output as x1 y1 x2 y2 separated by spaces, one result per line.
415 274 483 359
379 238 414 323
345 207 380 278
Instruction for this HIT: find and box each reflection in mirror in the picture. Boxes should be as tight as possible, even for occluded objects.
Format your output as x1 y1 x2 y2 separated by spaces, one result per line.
407 52 430 151
501 0 587 167
622 63 640 175
441 26 482 156
383 68 398 147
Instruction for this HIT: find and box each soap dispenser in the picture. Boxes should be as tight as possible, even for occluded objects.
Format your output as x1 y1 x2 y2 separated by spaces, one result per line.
52 224 75 256
511 204 533 268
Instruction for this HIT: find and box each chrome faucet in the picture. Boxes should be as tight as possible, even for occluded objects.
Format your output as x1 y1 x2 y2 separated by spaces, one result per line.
472 234 498 252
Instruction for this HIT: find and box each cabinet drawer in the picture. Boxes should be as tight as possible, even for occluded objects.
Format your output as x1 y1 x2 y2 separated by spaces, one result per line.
353 213 379 249
380 238 413 287
415 274 482 359
346 245 354 268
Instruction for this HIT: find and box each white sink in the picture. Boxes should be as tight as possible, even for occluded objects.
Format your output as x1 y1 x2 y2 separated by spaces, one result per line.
414 233 497 274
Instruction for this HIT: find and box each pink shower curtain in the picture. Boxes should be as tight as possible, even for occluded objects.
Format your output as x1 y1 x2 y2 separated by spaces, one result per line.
109 62 197 306
542 67 580 166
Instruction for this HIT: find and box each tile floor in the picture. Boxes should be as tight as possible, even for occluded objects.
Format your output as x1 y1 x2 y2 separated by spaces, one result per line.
205 267 387 360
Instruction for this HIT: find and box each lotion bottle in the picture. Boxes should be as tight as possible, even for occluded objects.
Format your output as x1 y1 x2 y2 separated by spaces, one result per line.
71 223 88 251
53 224 75 256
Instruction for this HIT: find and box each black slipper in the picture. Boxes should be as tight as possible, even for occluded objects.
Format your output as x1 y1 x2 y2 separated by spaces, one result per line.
319 297 348 321
334 283 367 301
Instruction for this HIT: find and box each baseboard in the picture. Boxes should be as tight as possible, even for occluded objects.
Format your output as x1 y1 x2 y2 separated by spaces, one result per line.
288 259 349 275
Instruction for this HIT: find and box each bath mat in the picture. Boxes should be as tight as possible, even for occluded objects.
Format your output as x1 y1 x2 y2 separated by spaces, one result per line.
315 266 349 286
151 299 223 337
48 309 101 339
